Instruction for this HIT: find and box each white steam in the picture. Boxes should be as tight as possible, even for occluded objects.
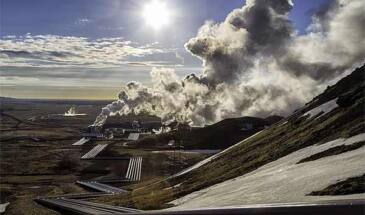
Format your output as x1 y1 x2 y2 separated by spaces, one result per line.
94 0 365 127
64 106 86 117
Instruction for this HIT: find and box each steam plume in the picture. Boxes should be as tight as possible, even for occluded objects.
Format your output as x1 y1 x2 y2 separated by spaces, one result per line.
64 105 86 117
94 0 365 127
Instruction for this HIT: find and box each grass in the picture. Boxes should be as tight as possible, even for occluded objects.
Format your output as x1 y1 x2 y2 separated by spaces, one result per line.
297 141 365 164
309 174 365 196
0 102 107 214
4 183 86 215
54 153 80 173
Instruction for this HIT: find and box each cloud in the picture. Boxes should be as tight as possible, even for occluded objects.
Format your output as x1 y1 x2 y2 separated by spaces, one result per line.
185 0 294 85
94 0 364 127
75 18 91 26
98 26 125 31
281 0 365 80
175 52 185 64
0 34 178 68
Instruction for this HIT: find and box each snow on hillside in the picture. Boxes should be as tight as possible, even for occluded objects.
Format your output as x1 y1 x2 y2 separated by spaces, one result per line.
302 99 338 119
170 133 365 209
171 131 263 178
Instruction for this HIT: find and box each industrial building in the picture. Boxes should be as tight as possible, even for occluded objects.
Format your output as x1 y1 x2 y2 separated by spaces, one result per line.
82 115 161 140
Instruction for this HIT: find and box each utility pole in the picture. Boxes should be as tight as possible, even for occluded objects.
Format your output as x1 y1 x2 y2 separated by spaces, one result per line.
179 140 184 162
169 140 176 173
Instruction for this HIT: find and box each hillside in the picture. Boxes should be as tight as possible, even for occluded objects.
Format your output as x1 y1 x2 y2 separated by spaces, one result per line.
130 116 282 150
96 64 365 209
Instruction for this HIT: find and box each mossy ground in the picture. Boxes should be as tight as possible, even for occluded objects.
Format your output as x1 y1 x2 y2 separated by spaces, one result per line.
309 174 365 196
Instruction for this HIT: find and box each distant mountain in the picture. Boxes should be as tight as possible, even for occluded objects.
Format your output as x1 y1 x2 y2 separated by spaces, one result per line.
0 97 112 106
107 64 365 209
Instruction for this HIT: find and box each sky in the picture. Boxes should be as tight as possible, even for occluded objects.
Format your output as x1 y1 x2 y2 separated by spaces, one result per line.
0 0 334 100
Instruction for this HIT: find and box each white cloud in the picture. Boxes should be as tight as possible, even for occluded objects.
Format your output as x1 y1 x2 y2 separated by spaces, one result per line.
75 18 91 26
0 34 178 68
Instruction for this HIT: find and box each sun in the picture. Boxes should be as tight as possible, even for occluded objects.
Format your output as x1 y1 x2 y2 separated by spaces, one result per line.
142 1 171 30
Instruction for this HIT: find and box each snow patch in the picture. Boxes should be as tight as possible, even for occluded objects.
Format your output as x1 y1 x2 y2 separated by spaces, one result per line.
280 121 288 126
81 144 108 159
0 203 9 213
170 133 365 209
171 130 263 178
152 150 221 154
63 106 86 116
72 137 90 146
128 133 140 141
303 99 338 119
64 113 86 117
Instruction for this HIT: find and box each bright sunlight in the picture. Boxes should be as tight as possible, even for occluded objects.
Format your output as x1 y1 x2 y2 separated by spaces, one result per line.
142 0 171 30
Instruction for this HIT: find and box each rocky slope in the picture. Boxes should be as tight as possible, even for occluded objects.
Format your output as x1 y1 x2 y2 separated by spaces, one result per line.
98 64 365 209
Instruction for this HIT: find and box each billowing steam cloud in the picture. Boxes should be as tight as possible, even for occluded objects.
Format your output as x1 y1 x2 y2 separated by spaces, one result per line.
94 0 365 127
